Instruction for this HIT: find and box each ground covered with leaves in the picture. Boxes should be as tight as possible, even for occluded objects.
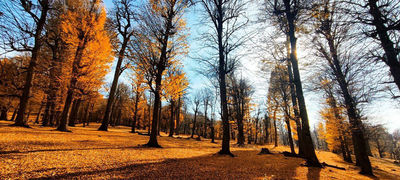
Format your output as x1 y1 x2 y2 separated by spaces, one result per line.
0 120 399 179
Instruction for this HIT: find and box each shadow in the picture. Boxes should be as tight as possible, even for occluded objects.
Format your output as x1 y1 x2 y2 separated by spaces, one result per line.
27 150 303 179
307 167 322 180
0 145 164 155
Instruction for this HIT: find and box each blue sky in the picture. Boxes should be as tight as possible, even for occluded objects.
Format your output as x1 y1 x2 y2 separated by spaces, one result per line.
102 0 400 133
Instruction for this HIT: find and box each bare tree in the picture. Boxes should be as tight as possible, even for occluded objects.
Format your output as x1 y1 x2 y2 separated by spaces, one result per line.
310 0 381 174
265 0 321 167
343 0 400 95
191 93 201 138
201 88 212 138
129 0 189 147
228 75 253 146
197 0 248 156
99 0 136 131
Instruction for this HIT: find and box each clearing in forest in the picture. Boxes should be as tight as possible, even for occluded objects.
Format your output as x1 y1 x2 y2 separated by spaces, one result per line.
0 121 399 179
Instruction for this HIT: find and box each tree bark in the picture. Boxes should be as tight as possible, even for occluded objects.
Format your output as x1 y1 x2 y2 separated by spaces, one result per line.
286 51 304 156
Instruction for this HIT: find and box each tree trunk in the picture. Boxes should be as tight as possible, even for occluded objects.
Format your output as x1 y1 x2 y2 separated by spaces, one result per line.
191 110 197 138
169 100 175 137
157 103 162 136
99 40 128 131
285 117 295 154
131 92 140 133
273 108 278 147
175 96 181 135
283 0 321 167
0 106 7 120
286 51 304 156
148 94 152 135
264 118 269 144
211 118 215 143
11 108 18 122
57 36 87 132
214 0 232 156
34 102 44 124
82 102 89 127
14 3 49 127
324 28 372 174
203 106 207 138
145 76 162 147
68 99 81 127
237 114 245 146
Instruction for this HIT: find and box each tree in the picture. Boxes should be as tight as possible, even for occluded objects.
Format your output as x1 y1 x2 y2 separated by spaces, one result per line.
129 65 146 133
267 64 295 153
266 0 321 167
57 0 112 131
163 65 188 137
129 0 189 147
344 1 400 95
197 0 248 156
0 0 51 127
200 88 212 138
228 75 253 146
191 93 201 138
365 124 391 158
99 0 136 131
41 1 66 127
318 79 352 163
311 0 376 174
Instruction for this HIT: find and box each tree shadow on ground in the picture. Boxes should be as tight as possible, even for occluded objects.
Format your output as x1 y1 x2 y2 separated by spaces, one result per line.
307 167 322 180
29 150 305 179
0 144 195 155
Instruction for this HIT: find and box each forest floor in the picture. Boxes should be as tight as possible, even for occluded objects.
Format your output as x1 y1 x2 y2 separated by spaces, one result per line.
0 120 399 179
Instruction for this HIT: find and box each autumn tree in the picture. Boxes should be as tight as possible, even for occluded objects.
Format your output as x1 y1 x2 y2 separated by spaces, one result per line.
0 0 52 127
0 57 27 121
129 65 146 133
163 65 188 137
57 0 112 131
267 64 296 154
318 79 352 163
